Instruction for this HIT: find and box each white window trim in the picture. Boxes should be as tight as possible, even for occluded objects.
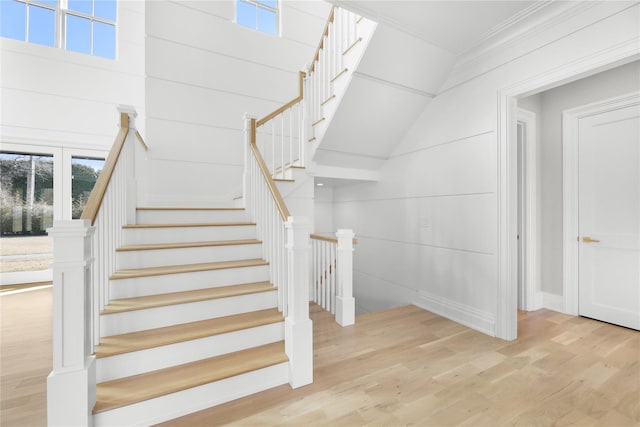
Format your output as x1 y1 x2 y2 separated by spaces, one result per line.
5 0 117 58
236 0 279 36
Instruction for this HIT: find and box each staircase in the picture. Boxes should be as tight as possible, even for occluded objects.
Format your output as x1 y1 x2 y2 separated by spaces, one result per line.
48 6 363 426
90 207 290 425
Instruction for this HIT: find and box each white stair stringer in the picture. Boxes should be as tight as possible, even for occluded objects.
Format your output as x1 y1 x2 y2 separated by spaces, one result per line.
100 289 278 336
97 322 284 382
307 17 377 158
93 363 289 427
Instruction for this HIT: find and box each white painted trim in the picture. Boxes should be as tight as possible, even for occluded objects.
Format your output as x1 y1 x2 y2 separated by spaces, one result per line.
414 290 496 337
496 35 639 340
517 109 538 312
561 91 640 316
0 269 52 286
537 291 565 313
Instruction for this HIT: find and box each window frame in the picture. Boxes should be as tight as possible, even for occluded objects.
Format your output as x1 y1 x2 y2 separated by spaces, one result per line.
1 0 117 59
236 0 279 36
62 0 117 58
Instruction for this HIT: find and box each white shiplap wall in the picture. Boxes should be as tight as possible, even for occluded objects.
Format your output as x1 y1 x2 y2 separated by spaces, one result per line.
0 0 145 150
332 2 639 333
142 0 330 206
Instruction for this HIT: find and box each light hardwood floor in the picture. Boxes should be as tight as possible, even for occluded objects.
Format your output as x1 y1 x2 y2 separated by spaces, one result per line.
1 288 638 426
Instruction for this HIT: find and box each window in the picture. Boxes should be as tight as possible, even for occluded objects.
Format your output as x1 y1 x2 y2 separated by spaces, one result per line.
0 0 56 47
71 156 104 219
0 0 116 59
0 152 54 275
236 0 278 36
65 0 116 58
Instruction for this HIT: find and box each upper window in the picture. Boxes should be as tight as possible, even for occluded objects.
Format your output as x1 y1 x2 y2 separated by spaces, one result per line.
236 0 278 36
0 0 116 59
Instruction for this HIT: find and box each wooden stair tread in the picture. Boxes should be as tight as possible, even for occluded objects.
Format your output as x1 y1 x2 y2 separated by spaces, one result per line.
93 341 287 414
122 222 254 229
95 308 283 358
110 258 268 280
101 281 274 314
116 238 261 252
137 207 244 211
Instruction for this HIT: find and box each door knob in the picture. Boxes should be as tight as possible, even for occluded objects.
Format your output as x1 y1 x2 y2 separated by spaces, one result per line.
582 236 600 243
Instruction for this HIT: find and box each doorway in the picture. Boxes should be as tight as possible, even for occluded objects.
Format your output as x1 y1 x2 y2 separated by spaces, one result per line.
497 59 640 340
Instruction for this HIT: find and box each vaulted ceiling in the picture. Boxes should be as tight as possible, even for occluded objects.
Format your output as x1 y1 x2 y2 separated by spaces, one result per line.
331 1 543 56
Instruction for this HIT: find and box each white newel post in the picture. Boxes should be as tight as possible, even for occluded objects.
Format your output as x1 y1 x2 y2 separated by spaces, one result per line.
285 216 313 388
47 220 96 427
117 104 138 225
335 229 355 326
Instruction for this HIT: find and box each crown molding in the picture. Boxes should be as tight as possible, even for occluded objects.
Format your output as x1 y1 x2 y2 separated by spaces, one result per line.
455 1 604 69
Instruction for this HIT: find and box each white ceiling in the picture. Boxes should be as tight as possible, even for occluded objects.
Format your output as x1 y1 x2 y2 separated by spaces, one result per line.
332 1 541 55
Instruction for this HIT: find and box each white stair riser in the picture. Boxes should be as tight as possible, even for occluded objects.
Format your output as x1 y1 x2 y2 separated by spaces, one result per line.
122 225 257 245
101 290 278 335
97 322 284 382
109 264 270 298
136 209 249 224
93 362 289 427
116 243 263 269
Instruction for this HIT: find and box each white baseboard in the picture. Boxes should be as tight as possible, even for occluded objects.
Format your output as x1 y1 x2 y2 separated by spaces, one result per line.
414 291 496 337
0 269 52 285
537 292 565 313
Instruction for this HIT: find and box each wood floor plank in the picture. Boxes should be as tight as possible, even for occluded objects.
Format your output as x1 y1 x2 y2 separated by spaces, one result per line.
3 291 639 426
95 308 283 358
101 281 274 314
109 258 268 280
157 305 640 427
116 239 261 252
93 341 287 414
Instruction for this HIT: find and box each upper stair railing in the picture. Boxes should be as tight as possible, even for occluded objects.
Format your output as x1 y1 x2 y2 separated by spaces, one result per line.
306 7 364 143
48 105 146 426
253 6 366 179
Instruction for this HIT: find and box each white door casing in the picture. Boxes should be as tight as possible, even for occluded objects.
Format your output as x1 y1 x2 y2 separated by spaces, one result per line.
517 109 538 312
563 92 640 330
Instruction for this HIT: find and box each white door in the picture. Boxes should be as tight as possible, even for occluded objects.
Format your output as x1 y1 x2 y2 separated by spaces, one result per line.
578 103 640 330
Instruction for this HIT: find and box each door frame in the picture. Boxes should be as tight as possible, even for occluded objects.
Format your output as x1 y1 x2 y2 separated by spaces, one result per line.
561 91 640 315
495 51 638 340
516 109 538 312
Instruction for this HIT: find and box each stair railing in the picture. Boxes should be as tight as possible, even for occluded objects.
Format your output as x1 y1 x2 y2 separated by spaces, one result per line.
243 113 312 388
48 105 145 426
306 7 364 142
311 230 356 326
253 6 367 179
255 72 306 180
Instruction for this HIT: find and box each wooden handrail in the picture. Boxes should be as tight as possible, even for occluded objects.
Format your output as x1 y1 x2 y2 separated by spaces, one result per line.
81 113 130 225
309 6 335 73
250 119 291 221
256 71 305 127
135 130 148 151
311 233 358 245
